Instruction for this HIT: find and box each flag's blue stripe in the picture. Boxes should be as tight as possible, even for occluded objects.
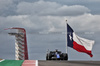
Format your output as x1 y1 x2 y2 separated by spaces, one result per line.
67 24 74 48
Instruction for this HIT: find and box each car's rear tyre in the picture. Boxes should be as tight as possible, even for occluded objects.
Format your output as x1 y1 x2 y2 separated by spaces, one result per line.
46 54 48 60
46 54 52 60
62 53 68 60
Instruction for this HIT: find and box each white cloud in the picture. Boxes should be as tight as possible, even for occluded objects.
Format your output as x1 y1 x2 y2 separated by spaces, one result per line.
0 0 99 33
16 0 90 16
0 0 13 9
67 14 100 32
0 15 31 29
0 0 15 16
0 13 100 34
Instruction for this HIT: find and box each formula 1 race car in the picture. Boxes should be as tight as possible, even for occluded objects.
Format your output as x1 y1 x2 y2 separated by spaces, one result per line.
46 49 68 60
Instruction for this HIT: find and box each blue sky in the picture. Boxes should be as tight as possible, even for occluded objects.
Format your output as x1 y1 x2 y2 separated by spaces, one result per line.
0 0 100 60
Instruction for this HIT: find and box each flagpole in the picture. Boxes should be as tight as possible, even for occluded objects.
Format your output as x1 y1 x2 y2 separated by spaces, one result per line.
65 20 68 53
65 20 68 60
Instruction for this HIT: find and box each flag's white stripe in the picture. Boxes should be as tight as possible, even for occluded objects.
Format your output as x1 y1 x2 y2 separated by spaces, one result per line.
73 32 82 45
73 32 95 50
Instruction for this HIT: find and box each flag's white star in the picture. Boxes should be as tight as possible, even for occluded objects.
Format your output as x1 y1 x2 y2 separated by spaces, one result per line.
69 35 72 41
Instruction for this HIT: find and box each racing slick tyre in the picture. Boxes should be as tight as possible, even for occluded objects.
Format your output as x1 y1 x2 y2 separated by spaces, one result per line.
46 54 51 60
46 54 49 60
62 53 68 60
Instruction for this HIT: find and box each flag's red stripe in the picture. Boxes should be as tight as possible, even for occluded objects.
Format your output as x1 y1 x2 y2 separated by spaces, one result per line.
73 41 93 57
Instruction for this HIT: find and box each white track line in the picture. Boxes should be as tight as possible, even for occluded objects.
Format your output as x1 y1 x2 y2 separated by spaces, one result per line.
36 60 38 66
0 59 5 62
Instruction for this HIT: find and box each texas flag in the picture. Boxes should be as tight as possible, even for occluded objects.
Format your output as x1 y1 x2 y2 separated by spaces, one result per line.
67 24 95 57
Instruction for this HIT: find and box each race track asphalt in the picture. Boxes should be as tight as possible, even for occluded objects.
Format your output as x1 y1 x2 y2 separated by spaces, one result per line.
38 61 100 66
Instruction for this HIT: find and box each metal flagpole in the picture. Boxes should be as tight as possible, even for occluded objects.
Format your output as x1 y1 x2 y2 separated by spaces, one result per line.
65 20 68 53
65 20 68 60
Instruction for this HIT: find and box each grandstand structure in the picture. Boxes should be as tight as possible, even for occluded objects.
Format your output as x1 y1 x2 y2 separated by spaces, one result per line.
6 27 28 60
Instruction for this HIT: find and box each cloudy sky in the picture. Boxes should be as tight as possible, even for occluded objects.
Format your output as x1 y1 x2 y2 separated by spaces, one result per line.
0 0 100 60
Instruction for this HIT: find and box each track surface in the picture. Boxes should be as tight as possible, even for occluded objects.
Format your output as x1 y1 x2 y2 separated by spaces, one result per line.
38 61 100 66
